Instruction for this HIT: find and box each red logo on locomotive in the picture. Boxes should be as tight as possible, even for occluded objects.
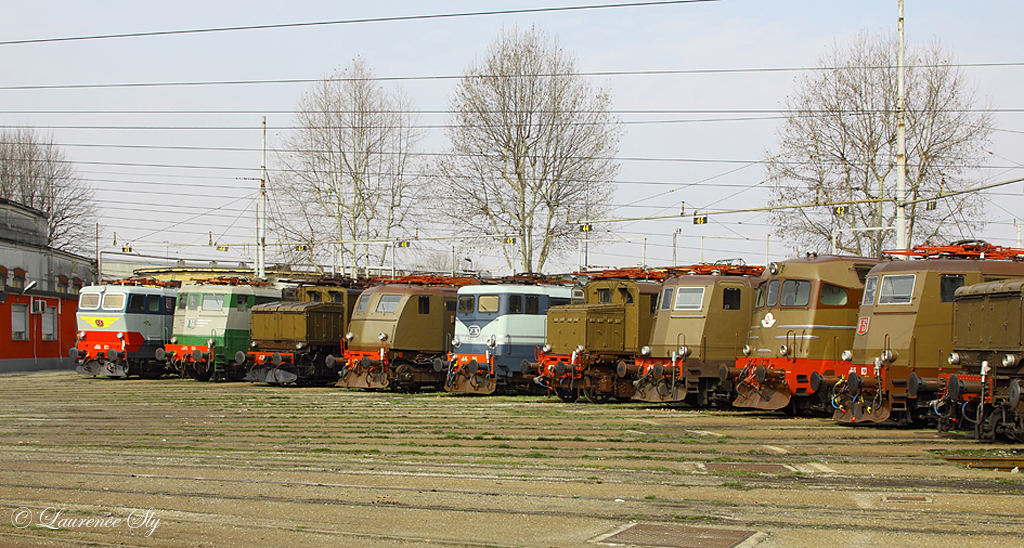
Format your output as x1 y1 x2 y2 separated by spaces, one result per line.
856 316 869 335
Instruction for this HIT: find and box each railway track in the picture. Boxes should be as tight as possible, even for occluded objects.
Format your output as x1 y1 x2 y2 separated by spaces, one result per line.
1 372 1022 548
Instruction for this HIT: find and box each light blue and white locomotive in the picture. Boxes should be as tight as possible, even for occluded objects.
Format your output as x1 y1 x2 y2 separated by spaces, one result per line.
71 278 179 378
445 280 582 394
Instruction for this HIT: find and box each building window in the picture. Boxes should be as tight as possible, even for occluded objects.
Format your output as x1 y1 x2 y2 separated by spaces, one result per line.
41 308 56 341
11 276 25 290
11 304 29 340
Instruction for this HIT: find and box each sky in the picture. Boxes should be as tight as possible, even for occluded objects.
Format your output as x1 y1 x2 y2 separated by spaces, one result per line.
2 0 1023 275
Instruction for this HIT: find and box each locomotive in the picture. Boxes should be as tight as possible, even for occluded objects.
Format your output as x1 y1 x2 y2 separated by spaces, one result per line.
632 263 763 405
937 277 1024 442
831 242 1024 426
445 278 583 395
155 277 281 381
335 275 477 392
71 278 179 378
722 254 881 415
239 278 364 385
531 268 664 403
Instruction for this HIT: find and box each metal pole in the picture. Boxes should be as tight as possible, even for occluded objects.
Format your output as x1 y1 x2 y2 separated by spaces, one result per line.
895 1 908 251
257 116 268 279
672 229 680 266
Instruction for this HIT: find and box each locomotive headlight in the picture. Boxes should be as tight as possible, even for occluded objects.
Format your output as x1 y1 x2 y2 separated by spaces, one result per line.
947 352 961 365
77 330 86 340
768 262 780 275
640 346 651 356
487 335 497 349
207 338 215 348
780 344 790 357
881 349 897 364
542 344 552 353
295 342 305 350
116 332 124 340
452 336 461 348
378 332 388 341
170 336 178 344
742 344 751 356
250 340 258 348
345 332 354 341
575 345 585 353
678 345 691 358
841 350 853 362
1003 354 1020 368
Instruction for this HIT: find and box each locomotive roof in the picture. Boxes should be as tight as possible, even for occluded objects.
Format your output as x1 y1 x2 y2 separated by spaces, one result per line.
764 254 881 286
866 258 1024 277
251 301 348 313
360 283 460 296
663 273 761 287
457 283 578 296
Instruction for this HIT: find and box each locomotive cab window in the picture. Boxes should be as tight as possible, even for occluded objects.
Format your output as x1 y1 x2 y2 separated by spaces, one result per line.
457 295 475 314
722 287 742 310
673 287 705 310
780 280 811 307
819 283 848 306
187 294 201 310
940 275 965 303
878 274 915 305
330 291 344 303
101 293 126 311
477 295 499 314
508 294 523 314
147 295 160 313
309 292 322 302
754 283 766 308
376 295 403 314
445 299 456 312
660 287 674 311
525 295 540 315
128 294 146 312
78 292 100 310
619 287 634 304
418 295 430 314
862 276 878 306
598 288 611 304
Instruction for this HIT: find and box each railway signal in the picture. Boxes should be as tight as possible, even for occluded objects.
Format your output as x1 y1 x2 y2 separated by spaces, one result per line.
693 214 708 225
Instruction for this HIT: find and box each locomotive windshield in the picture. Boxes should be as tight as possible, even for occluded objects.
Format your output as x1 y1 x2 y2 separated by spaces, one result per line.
355 294 370 314
376 294 403 313
202 294 225 311
779 280 811 307
477 295 499 313
819 283 848 306
673 287 705 310
878 274 915 305
101 293 126 311
458 295 474 314
78 292 100 310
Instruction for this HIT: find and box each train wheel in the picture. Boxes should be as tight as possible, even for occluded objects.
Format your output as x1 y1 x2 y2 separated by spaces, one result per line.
582 388 611 404
555 388 578 403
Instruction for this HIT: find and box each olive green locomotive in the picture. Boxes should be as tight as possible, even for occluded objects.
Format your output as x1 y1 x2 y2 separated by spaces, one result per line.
632 263 763 405
831 242 1024 427
239 278 364 385
532 269 663 403
336 275 476 392
943 277 1024 442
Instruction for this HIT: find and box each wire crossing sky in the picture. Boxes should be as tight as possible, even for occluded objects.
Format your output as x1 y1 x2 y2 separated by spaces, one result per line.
2 0 1022 272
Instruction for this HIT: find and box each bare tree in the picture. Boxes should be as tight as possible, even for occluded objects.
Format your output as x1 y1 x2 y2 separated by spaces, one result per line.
437 26 621 273
271 57 421 273
765 33 992 256
0 128 95 253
